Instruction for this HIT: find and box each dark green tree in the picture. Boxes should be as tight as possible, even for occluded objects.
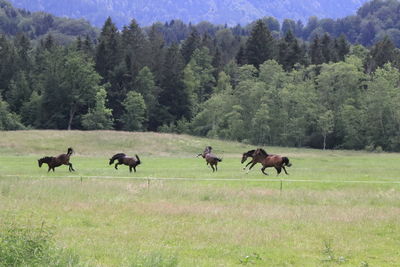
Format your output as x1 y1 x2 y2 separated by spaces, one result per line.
181 29 201 64
159 44 191 124
366 36 397 73
310 35 324 65
95 17 121 81
245 20 275 68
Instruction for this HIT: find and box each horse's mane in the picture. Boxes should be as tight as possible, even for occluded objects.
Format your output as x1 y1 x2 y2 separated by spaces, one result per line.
257 148 268 156
245 149 255 155
39 156 54 162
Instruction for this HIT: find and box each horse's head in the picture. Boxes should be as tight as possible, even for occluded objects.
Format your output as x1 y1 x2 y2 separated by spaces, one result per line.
67 147 74 155
241 153 249 164
135 155 141 165
38 158 43 168
241 150 255 163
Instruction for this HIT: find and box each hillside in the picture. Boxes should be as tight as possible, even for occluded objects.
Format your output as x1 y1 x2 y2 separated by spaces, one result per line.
0 130 252 157
0 0 97 43
8 0 369 27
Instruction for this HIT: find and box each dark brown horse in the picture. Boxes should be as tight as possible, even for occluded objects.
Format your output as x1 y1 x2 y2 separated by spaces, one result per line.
109 153 141 173
241 149 266 171
253 148 292 176
38 148 75 172
197 146 222 172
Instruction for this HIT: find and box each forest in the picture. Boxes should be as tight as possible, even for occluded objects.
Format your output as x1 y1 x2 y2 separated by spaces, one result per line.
1 0 400 151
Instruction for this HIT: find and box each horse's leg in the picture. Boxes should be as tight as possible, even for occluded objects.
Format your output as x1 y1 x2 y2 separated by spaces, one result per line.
129 166 132 173
215 163 218 172
261 166 268 176
133 166 136 173
275 167 282 176
68 163 75 172
248 161 257 170
282 166 289 175
244 160 252 170
211 164 215 172
47 166 51 172
114 163 119 170
52 167 55 172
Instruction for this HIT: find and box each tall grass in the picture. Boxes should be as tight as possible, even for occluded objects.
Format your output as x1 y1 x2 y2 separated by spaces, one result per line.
0 220 80 266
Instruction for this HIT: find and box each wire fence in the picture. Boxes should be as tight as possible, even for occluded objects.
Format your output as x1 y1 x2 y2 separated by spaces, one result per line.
3 174 400 184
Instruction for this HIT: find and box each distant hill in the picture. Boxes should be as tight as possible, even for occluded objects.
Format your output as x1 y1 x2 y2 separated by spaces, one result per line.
8 0 369 28
0 0 97 44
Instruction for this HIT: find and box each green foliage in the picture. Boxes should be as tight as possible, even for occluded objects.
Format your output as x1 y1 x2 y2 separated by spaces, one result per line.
0 96 24 130
121 91 147 131
0 221 80 266
81 87 114 130
239 252 262 265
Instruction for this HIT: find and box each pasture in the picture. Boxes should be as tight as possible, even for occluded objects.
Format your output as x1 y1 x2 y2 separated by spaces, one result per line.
0 130 400 266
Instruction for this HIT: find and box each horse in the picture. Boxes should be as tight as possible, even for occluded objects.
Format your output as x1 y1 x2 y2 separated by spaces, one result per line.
241 149 266 171
253 148 292 176
197 146 222 172
109 153 141 173
38 147 75 172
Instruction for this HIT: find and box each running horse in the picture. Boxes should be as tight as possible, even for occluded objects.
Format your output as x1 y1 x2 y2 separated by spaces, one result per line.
38 148 75 172
197 146 222 172
253 148 292 175
241 149 266 171
109 153 141 173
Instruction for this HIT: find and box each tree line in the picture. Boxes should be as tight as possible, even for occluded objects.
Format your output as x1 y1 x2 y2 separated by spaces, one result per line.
1 0 400 151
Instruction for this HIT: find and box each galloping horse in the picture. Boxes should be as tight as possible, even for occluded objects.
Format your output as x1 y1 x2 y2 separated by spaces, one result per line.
38 148 75 172
109 153 141 173
241 149 267 171
253 148 292 176
197 146 222 172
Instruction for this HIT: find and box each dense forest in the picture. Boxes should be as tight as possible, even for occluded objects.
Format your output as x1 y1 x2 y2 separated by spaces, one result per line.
1 0 400 151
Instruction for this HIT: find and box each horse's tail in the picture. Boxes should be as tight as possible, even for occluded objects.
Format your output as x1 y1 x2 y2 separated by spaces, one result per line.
109 153 126 165
282 157 292 167
67 147 74 156
135 154 141 164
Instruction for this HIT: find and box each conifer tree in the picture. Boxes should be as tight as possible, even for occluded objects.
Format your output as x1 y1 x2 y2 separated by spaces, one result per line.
245 20 275 68
159 44 191 123
181 29 201 64
95 17 121 81
310 35 324 65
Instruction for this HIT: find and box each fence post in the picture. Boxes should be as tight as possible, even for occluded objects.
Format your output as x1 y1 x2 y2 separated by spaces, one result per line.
147 178 150 191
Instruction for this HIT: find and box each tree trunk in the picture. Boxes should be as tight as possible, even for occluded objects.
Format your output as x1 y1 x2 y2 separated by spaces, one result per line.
68 105 76 130
323 134 326 150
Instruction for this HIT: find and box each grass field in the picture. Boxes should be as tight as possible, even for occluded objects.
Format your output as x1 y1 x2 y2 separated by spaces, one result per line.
1 130 400 266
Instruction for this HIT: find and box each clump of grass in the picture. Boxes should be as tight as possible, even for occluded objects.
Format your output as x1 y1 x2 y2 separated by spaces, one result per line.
239 252 262 265
0 221 80 266
127 252 178 267
321 240 346 264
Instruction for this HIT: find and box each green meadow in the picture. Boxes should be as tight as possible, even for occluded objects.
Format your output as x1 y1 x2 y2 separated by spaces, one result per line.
1 130 400 266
